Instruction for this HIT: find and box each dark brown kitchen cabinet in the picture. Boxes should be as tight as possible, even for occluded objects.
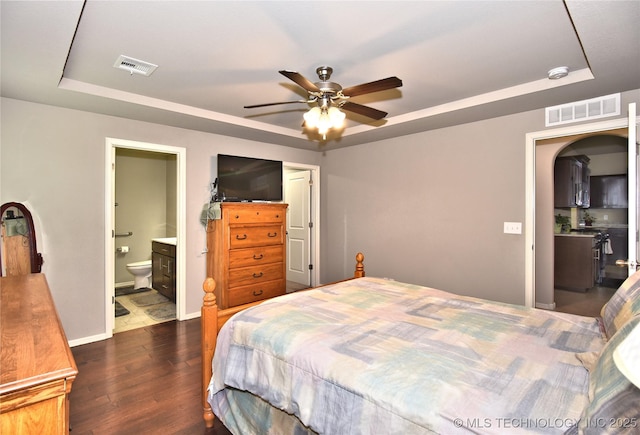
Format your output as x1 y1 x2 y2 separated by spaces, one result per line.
554 234 597 292
152 241 176 302
554 155 590 208
590 174 628 208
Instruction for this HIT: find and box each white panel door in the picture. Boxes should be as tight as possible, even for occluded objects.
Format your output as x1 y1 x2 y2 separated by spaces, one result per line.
284 170 311 286
627 103 639 275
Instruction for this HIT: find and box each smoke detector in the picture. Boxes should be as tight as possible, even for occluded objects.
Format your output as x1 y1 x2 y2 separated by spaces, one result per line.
113 55 158 76
548 66 569 80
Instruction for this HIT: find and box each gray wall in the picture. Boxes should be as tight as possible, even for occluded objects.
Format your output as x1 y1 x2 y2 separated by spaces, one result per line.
319 111 537 304
114 149 176 284
318 90 638 306
1 97 320 342
1 89 638 343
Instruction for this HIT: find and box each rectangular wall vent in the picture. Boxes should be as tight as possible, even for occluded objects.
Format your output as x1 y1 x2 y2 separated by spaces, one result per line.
113 55 158 76
545 93 620 127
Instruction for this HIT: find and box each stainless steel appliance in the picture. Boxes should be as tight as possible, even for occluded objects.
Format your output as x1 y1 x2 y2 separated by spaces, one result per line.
592 231 610 285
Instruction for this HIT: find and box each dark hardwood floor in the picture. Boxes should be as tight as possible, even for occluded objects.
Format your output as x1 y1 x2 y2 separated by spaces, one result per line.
70 319 232 435
554 284 617 317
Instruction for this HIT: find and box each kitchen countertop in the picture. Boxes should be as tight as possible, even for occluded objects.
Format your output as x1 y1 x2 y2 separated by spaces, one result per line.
555 224 629 237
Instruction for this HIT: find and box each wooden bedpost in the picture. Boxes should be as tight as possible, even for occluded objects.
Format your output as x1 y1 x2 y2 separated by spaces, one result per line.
201 277 218 428
354 252 365 278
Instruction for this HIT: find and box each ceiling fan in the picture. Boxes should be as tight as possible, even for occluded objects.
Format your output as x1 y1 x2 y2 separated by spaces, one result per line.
244 66 403 139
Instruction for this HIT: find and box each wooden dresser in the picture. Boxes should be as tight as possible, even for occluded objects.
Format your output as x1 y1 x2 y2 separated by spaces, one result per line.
207 202 288 309
1 274 78 434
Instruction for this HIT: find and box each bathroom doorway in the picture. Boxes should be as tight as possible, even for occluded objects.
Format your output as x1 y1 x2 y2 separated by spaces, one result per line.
105 138 186 337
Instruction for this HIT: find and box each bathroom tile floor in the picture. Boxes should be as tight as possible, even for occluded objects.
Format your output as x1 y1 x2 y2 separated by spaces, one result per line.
114 288 176 334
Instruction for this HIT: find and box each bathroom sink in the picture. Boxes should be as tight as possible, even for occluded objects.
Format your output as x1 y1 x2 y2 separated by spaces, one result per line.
152 237 177 245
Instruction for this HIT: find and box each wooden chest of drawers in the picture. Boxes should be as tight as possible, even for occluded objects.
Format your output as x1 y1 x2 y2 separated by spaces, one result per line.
207 203 288 309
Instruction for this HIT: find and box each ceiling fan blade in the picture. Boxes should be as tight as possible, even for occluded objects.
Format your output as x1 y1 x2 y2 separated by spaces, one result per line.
342 76 403 97
341 101 388 120
244 100 307 109
279 70 321 93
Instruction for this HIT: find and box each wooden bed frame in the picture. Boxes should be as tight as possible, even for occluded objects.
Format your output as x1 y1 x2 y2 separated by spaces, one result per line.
201 252 365 427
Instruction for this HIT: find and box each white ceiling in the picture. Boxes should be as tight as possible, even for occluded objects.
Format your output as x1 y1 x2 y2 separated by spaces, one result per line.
2 1 639 151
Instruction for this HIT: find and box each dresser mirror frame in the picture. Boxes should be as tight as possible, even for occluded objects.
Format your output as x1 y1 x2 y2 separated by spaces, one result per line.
0 202 43 276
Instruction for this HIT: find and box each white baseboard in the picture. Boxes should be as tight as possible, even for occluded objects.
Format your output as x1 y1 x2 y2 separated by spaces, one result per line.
535 301 556 310
181 311 201 321
69 332 111 347
68 314 202 346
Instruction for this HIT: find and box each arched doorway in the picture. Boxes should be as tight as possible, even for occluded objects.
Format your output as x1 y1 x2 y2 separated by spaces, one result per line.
550 134 628 316
533 127 629 311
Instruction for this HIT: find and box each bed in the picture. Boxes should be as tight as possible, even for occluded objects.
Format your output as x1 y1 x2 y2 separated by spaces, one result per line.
201 253 640 434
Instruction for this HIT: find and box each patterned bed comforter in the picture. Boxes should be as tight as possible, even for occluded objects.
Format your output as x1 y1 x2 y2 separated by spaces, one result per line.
208 277 606 434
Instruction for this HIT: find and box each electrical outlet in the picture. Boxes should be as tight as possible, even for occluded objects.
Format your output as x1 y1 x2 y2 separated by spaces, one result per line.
504 222 522 234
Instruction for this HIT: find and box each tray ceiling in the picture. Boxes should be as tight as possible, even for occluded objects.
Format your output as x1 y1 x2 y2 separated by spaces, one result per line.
1 1 639 150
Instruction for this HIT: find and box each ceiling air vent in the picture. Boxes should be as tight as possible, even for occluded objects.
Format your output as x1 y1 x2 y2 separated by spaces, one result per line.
545 93 620 127
113 55 158 76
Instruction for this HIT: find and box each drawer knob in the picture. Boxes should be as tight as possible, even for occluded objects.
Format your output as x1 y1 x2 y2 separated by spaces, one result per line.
253 289 263 296
236 234 248 240
253 254 264 260
253 272 263 278
267 232 277 238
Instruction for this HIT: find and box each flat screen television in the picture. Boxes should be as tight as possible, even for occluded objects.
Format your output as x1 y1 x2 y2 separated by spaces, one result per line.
216 154 283 202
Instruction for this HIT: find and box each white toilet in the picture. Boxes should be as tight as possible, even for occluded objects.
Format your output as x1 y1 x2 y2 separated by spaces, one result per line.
126 259 152 289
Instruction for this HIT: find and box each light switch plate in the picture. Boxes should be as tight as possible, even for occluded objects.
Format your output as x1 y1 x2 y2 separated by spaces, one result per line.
504 222 522 234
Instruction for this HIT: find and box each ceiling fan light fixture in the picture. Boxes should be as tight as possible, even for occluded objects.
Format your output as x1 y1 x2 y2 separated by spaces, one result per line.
328 106 346 127
548 66 569 80
303 107 322 128
304 105 345 139
246 66 402 141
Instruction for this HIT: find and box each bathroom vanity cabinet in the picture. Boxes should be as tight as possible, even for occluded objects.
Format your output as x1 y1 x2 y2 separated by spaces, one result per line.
152 241 176 303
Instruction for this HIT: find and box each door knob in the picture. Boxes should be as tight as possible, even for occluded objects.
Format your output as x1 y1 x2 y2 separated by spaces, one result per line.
615 259 640 270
